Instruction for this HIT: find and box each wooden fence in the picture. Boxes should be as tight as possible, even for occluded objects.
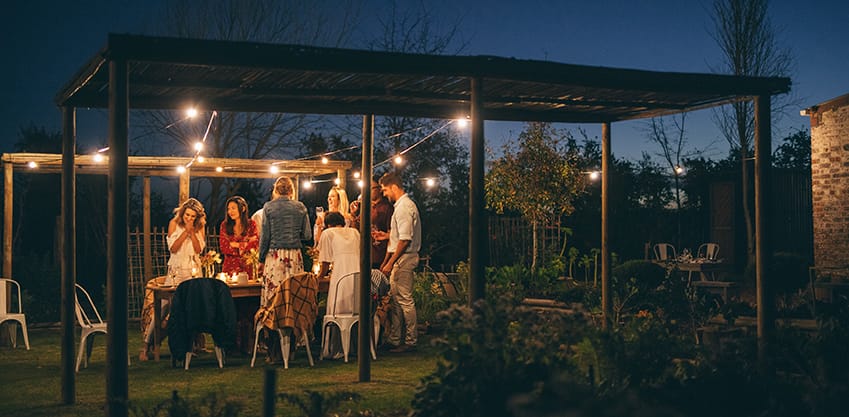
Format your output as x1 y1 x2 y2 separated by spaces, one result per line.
127 227 220 319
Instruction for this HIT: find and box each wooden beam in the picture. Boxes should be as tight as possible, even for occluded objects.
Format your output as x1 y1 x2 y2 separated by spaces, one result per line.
60 106 76 404
601 123 612 329
754 95 774 370
358 114 374 382
3 162 11 278
106 57 130 417
469 77 486 303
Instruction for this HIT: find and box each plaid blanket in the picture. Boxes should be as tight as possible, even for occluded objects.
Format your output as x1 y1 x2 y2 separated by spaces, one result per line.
254 272 317 341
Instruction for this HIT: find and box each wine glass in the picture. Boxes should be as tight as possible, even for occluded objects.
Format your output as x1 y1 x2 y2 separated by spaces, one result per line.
166 265 177 286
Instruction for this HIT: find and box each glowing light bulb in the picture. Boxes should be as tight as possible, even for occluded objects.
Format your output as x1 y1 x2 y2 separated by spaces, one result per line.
353 171 360 179
674 165 685 175
394 155 404 165
176 166 186 174
27 161 37 169
93 153 104 163
425 178 436 188
197 156 205 163
456 118 468 128
194 142 203 151
333 177 341 185
321 156 329 164
302 180 312 189
186 107 198 118
589 171 600 181
215 166 223 173
357 180 364 188
270 165 280 174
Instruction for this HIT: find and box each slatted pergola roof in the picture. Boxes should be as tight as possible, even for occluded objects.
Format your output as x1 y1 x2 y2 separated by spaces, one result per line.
55 34 790 123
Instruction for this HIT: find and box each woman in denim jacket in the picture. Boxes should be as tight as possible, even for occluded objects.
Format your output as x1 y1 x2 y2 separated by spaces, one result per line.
258 176 312 306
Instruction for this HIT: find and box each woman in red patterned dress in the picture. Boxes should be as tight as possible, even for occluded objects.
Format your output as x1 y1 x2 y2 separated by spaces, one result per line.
219 196 259 278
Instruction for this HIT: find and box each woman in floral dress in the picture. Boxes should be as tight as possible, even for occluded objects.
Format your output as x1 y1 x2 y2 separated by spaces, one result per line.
219 196 259 278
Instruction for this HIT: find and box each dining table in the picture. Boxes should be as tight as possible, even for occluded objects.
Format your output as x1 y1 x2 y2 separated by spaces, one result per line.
145 275 332 361
145 276 262 361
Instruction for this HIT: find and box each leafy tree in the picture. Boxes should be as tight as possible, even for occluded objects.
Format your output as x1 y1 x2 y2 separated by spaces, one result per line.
485 122 586 271
773 129 811 170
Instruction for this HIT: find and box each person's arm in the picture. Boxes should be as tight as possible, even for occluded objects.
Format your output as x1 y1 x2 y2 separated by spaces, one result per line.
244 219 259 251
380 240 410 276
258 207 270 263
168 218 193 254
219 223 238 256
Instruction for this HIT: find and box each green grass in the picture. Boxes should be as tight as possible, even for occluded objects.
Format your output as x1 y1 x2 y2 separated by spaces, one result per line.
0 325 437 416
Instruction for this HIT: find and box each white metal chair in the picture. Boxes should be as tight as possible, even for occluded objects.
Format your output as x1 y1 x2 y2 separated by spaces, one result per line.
653 243 677 262
697 243 720 261
0 278 30 350
75 283 121 371
321 272 378 362
251 272 316 369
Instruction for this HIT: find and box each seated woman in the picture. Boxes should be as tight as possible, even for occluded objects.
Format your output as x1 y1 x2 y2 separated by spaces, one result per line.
139 198 206 361
219 196 259 278
314 185 351 247
316 211 360 359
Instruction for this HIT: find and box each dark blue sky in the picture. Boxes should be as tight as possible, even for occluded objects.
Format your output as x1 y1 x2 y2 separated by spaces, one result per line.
2 0 847 160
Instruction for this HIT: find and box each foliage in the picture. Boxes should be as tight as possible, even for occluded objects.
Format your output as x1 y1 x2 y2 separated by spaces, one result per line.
744 251 810 294
278 390 362 417
773 129 811 169
485 122 587 270
130 391 243 417
609 260 668 323
411 295 587 417
15 253 61 323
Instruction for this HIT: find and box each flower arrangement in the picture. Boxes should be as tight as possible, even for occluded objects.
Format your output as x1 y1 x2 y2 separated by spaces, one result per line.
199 249 222 277
243 248 260 280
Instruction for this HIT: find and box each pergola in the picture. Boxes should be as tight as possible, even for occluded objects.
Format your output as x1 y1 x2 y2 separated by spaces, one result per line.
52 33 790 415
1 152 350 281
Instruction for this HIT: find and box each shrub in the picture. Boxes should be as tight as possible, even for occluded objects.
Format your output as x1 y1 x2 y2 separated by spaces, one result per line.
411 295 588 417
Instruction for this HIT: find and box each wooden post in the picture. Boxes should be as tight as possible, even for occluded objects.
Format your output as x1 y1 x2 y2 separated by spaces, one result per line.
469 77 486 304
754 95 773 370
359 114 374 382
601 123 612 329
106 55 130 417
178 169 190 204
337 168 346 189
60 106 76 404
143 177 152 280
3 161 11 279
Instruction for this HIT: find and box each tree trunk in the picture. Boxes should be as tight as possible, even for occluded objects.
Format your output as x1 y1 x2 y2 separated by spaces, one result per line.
531 219 539 272
741 143 755 269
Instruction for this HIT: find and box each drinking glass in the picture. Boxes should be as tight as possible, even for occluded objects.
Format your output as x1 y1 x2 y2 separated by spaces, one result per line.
315 206 325 219
166 265 177 286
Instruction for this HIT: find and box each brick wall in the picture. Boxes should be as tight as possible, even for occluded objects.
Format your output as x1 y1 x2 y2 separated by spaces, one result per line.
811 94 849 268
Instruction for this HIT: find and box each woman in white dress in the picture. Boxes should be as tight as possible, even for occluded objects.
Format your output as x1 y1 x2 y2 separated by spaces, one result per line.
316 211 360 359
139 197 206 360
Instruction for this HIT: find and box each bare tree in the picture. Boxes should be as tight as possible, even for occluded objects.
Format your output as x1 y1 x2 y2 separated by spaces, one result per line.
135 0 364 222
646 114 689 247
709 0 793 267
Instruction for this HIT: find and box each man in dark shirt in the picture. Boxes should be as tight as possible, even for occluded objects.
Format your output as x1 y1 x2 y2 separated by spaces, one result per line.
369 177 394 268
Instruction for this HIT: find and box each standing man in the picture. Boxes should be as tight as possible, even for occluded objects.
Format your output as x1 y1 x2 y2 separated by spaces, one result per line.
369 176 395 269
377 171 421 352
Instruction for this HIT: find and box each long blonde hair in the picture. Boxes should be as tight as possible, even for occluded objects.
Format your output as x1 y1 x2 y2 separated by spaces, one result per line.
328 186 349 217
173 198 206 229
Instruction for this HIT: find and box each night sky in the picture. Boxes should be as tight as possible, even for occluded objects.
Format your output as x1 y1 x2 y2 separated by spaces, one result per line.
2 0 847 160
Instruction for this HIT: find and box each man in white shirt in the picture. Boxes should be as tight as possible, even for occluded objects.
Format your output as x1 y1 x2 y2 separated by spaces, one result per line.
377 171 421 352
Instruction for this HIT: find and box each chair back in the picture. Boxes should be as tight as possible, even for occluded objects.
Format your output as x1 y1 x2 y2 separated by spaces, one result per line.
74 284 104 328
697 243 720 261
331 272 360 317
653 243 677 261
1 278 23 315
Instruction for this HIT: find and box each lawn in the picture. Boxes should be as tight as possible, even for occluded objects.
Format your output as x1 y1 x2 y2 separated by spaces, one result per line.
0 325 437 416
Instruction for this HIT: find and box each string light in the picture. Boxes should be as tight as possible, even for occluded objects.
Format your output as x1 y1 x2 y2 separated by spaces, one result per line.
176 166 186 174
589 171 600 181
27 161 37 169
186 107 198 118
333 177 341 185
302 180 313 189
93 153 104 163
215 166 223 173
425 178 436 188
674 165 685 175
357 180 364 188
393 155 404 165
196 156 205 163
269 165 280 174
352 171 360 179
321 156 329 164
